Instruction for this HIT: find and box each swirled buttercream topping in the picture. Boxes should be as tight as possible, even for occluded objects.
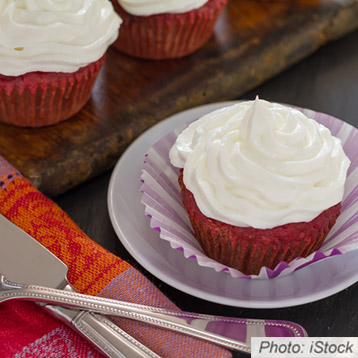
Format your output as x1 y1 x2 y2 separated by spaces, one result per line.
117 0 209 16
169 98 351 229
0 0 122 76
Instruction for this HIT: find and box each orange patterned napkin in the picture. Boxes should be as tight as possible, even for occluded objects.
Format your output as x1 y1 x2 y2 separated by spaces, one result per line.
0 156 231 358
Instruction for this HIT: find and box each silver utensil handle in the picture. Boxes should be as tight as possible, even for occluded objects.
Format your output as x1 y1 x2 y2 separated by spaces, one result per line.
0 276 160 358
44 304 160 358
0 275 308 354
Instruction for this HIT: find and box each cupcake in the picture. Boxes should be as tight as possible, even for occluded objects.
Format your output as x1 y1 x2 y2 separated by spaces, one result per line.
110 0 228 60
0 0 122 127
169 98 351 275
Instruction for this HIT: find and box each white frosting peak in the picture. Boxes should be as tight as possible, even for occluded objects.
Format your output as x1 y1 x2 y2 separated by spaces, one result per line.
118 0 209 16
0 0 122 76
169 98 351 229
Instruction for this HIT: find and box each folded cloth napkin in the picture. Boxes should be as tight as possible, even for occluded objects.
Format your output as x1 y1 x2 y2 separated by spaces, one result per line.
0 156 232 358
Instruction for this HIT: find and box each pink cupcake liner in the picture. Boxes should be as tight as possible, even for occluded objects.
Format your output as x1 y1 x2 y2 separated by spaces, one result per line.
140 106 358 279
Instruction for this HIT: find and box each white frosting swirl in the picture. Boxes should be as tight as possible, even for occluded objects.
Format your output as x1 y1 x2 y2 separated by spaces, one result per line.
169 98 351 229
0 0 122 76
117 0 209 16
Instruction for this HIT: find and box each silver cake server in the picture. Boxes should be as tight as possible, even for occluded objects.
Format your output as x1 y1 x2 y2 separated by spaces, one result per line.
0 214 159 358
0 214 308 354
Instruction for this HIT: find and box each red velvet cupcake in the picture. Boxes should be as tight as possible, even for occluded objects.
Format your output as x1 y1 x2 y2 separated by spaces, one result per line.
0 1 121 127
179 170 342 275
169 99 351 275
0 57 105 128
110 0 228 59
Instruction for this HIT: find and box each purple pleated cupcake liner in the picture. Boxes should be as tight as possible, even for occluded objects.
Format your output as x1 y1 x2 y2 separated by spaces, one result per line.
140 106 358 279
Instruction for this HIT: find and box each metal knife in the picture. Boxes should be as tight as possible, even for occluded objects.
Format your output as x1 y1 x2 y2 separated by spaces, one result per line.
0 214 160 358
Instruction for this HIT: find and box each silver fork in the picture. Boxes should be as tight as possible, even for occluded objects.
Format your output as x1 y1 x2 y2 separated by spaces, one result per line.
0 274 307 354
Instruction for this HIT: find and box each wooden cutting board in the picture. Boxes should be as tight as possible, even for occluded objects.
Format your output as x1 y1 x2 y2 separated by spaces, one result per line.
1 0 357 196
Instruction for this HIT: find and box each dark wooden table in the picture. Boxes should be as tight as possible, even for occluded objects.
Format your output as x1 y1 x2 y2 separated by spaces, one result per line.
55 30 358 357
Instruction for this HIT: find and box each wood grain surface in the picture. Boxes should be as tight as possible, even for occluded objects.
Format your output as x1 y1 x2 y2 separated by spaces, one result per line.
1 0 357 196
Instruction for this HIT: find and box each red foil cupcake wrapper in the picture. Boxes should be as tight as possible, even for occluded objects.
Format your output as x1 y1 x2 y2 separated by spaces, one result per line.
140 104 358 279
111 0 228 59
0 56 105 127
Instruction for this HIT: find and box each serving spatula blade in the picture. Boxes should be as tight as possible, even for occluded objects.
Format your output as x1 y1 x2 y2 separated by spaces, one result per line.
0 214 68 289
0 213 159 358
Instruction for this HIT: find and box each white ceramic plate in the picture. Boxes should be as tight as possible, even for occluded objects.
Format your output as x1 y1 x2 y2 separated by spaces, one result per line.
107 102 358 308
